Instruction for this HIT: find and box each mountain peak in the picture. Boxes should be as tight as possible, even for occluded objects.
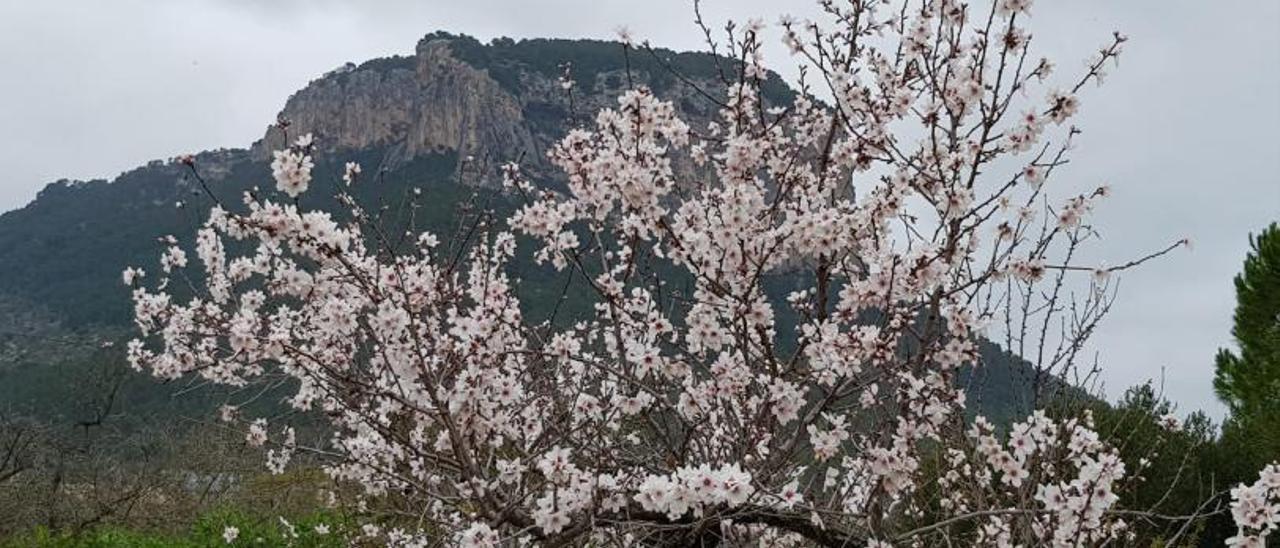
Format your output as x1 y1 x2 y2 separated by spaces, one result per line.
255 32 535 176
254 32 795 180
0 31 794 327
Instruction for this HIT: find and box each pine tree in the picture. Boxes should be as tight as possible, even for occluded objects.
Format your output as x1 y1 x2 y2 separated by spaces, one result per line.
1214 222 1280 419
1213 223 1280 498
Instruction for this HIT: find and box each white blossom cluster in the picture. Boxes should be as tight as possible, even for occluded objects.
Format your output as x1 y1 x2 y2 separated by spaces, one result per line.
959 412 1129 546
270 134 315 197
634 464 756 520
122 0 1232 545
1227 463 1280 547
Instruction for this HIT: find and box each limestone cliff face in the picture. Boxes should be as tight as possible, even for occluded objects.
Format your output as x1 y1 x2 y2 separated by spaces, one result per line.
251 33 781 183
257 37 538 176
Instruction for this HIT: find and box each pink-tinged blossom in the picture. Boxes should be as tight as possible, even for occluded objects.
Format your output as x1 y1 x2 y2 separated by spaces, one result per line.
121 1 1211 544
121 266 144 286
342 161 361 186
457 522 500 547
245 418 267 447
998 0 1033 17
1227 463 1280 546
270 134 315 197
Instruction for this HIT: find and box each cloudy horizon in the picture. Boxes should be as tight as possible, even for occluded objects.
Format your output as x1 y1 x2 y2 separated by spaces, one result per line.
1 0 1277 418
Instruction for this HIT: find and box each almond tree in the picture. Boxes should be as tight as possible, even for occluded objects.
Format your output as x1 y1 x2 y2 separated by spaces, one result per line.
123 0 1269 545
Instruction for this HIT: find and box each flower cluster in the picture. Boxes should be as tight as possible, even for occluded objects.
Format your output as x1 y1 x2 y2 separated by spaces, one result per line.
1227 463 1280 546
270 134 315 197
635 464 756 520
122 0 1218 545
953 413 1129 546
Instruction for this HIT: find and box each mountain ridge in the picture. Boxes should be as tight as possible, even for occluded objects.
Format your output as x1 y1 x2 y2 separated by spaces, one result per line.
1 32 753 326
0 31 1057 425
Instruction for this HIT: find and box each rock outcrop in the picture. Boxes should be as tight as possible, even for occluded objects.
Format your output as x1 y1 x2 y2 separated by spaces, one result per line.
253 32 793 183
257 37 539 176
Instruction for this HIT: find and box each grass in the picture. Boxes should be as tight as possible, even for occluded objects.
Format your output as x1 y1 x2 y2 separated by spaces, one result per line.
3 509 354 548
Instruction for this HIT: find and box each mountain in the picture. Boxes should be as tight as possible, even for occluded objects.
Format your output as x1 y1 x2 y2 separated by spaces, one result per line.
0 32 1056 425
0 32 794 328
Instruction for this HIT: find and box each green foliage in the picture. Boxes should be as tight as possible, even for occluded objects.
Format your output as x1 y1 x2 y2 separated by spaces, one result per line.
1205 223 1280 542
3 509 352 548
189 509 354 548
1214 222 1280 420
4 526 178 548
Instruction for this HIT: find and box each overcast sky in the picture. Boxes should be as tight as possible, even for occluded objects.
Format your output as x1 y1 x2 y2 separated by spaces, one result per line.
1 0 1276 418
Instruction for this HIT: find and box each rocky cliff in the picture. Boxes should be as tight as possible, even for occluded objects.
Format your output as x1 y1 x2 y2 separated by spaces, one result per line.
253 32 793 182
256 37 538 175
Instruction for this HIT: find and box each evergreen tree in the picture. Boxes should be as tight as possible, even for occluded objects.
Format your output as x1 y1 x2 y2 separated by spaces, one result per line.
1213 222 1280 519
1214 222 1280 419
